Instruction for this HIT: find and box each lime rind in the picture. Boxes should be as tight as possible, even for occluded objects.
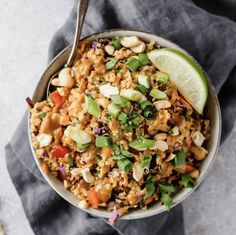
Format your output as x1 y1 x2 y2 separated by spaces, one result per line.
147 48 208 114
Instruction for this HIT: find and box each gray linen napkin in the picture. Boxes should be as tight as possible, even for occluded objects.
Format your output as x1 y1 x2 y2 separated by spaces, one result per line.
6 0 236 234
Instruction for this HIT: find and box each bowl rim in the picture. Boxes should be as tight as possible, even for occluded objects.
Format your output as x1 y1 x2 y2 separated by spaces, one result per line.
28 28 222 220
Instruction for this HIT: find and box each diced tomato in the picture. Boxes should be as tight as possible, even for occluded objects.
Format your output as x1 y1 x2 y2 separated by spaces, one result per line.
87 190 101 208
50 90 66 108
51 145 69 158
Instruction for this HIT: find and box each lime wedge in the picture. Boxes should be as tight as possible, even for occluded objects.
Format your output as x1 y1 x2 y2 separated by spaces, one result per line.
147 48 208 114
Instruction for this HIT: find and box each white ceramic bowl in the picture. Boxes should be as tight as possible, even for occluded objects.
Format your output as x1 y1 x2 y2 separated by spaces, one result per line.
28 29 221 219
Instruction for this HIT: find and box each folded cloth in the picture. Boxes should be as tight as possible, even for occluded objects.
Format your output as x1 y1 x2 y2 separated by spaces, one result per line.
6 0 236 234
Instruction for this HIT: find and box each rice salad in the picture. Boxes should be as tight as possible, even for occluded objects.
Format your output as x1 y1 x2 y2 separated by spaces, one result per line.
28 36 210 220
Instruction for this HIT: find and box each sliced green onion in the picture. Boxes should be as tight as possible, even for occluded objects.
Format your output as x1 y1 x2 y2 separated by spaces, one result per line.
107 103 121 117
161 193 172 211
143 110 153 118
140 100 153 110
129 137 155 151
181 174 195 188
95 136 113 148
37 112 46 120
138 53 149 66
117 159 133 173
112 37 122 50
69 130 92 145
135 84 148 94
106 57 118 70
141 156 152 172
117 112 128 124
125 57 140 71
110 95 130 107
155 72 169 84
76 143 89 152
120 89 142 101
144 182 155 199
174 150 186 168
138 74 150 89
150 89 167 100
85 95 101 118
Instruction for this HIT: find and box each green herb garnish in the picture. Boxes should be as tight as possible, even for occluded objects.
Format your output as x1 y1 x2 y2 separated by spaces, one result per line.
117 112 128 124
106 57 118 70
112 145 134 160
174 150 186 168
161 193 172 211
158 183 177 194
144 182 155 199
181 174 195 188
95 136 113 148
141 156 152 172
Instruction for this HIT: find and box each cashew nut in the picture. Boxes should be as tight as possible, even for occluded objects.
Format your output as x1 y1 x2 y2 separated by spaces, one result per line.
99 84 119 98
151 140 168 151
78 200 89 209
171 126 180 136
71 168 81 177
81 167 95 183
51 68 74 88
132 162 144 182
104 45 115 55
166 153 176 162
130 41 146 53
36 133 52 147
120 36 142 48
192 131 205 146
154 100 171 110
189 169 199 179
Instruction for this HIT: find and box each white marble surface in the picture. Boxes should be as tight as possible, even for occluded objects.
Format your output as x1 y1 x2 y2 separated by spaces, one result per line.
0 1 236 235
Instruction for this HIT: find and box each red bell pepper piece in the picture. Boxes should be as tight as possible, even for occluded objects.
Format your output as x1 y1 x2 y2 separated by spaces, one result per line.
50 90 66 108
51 145 69 158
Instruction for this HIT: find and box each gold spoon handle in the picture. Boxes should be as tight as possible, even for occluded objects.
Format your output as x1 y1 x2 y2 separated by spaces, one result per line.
66 0 90 67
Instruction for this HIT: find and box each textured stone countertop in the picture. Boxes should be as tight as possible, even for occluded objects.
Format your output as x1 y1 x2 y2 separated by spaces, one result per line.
0 1 235 235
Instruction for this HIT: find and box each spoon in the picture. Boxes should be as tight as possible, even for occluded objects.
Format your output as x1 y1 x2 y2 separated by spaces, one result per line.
46 0 90 97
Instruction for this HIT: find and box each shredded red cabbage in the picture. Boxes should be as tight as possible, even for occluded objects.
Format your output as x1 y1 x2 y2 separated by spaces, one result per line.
42 151 49 158
92 41 97 49
94 126 109 136
108 209 119 224
58 165 67 181
26 97 34 108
